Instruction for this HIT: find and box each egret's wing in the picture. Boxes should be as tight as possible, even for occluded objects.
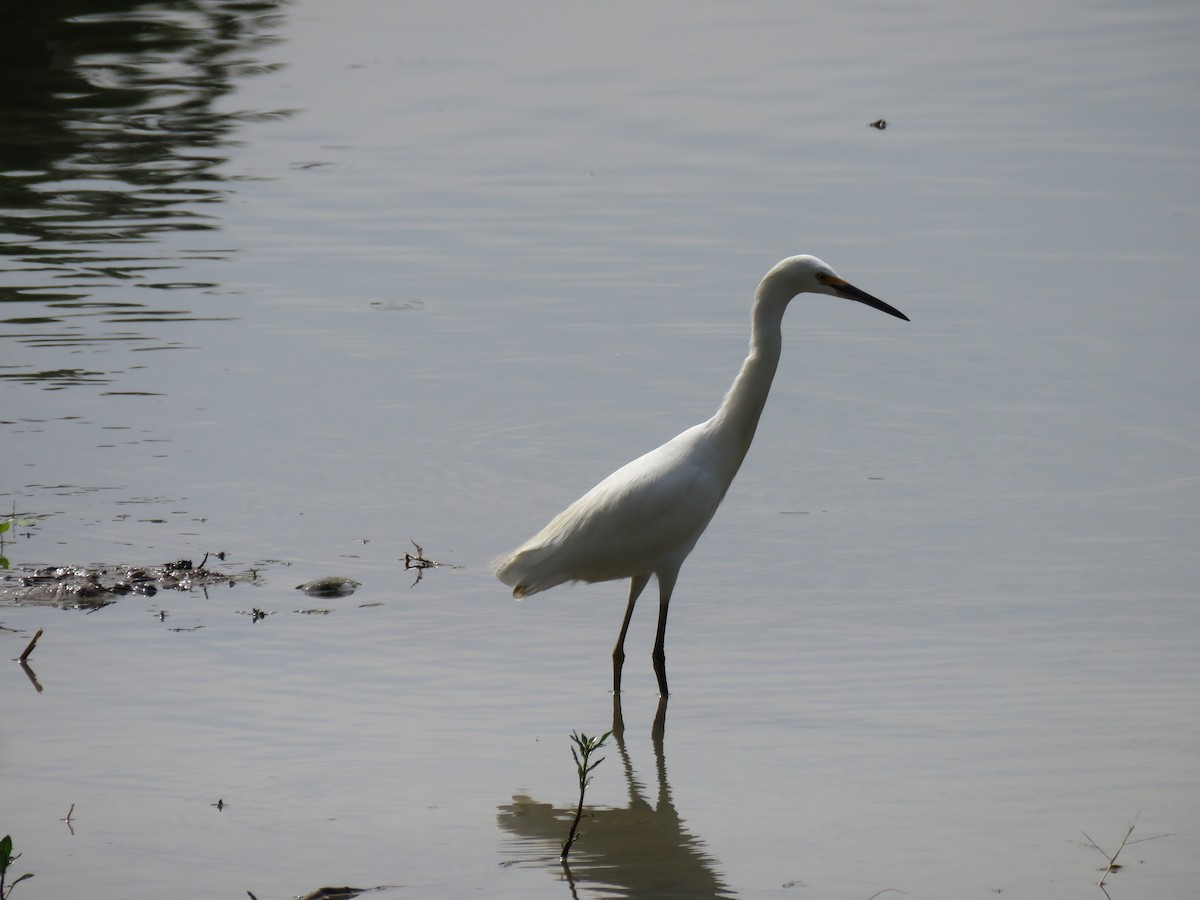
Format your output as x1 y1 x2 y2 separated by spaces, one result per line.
495 427 725 595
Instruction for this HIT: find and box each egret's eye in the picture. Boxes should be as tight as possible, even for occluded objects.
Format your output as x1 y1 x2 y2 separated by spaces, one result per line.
815 272 831 285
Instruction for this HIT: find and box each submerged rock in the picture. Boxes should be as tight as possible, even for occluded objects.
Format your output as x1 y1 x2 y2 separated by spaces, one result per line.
295 576 361 597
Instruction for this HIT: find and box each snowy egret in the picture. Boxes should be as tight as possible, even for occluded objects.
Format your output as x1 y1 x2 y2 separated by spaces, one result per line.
494 255 908 695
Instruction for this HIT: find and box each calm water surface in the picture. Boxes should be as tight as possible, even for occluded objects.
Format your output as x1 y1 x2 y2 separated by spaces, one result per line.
2 1 1198 898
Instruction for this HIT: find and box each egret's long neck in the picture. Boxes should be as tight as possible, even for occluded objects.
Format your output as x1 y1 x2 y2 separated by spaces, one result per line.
708 281 791 480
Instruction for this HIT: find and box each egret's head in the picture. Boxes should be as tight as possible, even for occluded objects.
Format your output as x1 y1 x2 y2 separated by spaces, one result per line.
764 255 909 321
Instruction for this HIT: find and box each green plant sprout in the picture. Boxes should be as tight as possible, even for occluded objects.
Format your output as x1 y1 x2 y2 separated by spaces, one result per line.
0 504 47 570
560 729 612 862
0 834 34 899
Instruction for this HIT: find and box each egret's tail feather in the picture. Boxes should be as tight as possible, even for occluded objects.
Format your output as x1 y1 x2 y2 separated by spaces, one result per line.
492 543 569 598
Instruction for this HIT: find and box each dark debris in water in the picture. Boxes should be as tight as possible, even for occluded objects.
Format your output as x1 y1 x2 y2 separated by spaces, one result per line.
1 554 251 609
296 887 399 900
403 538 459 587
249 887 400 900
295 575 361 597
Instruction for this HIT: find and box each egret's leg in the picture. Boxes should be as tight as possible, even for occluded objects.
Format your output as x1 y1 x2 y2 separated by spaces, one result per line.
651 570 680 697
613 573 650 694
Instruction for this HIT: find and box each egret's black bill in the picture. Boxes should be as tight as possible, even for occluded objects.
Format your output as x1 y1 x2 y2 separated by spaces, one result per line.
836 281 909 321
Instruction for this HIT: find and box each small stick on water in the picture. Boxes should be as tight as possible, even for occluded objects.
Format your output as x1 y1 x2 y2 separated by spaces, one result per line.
1084 819 1136 888
560 729 612 862
1082 814 1171 888
19 629 42 662
404 539 440 587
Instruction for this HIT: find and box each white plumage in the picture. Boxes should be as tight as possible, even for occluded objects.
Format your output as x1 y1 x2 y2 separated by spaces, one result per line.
495 255 908 695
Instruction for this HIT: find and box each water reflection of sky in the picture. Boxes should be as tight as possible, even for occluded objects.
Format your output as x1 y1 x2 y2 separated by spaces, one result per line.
0 1 290 387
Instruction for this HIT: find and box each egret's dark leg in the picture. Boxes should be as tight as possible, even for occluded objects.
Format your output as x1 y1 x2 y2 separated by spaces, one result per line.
613 573 650 694
651 570 679 696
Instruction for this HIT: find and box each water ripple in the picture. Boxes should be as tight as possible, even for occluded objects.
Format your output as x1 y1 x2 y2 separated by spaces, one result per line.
0 0 292 377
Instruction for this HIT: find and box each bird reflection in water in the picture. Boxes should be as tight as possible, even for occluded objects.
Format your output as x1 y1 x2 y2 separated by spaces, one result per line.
497 696 735 899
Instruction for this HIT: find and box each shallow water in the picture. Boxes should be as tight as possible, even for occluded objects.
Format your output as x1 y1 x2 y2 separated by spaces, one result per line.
3 1 1199 898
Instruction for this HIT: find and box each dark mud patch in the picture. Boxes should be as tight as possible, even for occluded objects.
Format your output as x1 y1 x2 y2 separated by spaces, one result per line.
0 555 255 610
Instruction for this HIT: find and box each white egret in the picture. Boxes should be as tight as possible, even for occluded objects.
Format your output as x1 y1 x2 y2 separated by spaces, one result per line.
495 255 908 695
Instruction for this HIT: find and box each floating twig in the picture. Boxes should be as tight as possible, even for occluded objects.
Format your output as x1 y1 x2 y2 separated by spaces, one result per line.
404 539 439 587
1082 814 1173 888
18 629 42 663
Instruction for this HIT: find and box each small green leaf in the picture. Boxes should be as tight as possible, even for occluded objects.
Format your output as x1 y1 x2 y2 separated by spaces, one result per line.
0 521 9 533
